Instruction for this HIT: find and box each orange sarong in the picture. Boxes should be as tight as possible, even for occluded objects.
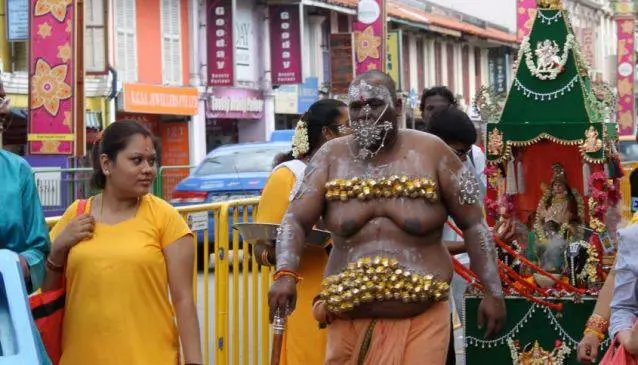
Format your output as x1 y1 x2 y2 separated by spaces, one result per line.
324 301 450 365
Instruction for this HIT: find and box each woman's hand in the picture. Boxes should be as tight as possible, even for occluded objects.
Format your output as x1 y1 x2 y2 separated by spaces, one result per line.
618 327 638 355
577 332 601 363
50 214 95 262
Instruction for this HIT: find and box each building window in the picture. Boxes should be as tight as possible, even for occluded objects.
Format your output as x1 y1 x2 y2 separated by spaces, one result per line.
161 0 182 85
85 0 107 73
115 0 137 82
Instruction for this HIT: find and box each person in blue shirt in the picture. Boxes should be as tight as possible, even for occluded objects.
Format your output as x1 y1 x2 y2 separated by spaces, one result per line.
0 149 52 364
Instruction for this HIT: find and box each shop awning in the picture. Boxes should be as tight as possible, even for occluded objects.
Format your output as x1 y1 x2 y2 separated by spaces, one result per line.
312 0 517 45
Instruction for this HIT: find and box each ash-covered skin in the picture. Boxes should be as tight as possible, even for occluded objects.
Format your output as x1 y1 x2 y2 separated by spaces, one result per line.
269 72 504 338
438 155 504 299
275 216 301 272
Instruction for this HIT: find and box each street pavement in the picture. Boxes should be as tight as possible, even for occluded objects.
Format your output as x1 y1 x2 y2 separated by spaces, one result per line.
196 270 466 365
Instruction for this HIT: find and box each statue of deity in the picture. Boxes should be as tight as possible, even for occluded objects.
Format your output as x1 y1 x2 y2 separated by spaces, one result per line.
534 163 583 245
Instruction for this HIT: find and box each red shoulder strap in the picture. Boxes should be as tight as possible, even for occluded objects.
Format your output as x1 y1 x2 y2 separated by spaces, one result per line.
76 199 88 216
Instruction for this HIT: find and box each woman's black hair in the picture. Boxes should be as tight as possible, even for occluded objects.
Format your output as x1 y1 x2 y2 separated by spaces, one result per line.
91 120 154 189
274 99 347 166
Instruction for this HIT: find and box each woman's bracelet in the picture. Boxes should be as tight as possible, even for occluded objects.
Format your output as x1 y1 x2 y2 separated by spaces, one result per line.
46 257 64 273
585 313 609 334
584 327 605 341
273 269 302 283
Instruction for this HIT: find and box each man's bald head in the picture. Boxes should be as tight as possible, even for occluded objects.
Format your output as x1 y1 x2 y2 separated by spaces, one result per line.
349 71 398 105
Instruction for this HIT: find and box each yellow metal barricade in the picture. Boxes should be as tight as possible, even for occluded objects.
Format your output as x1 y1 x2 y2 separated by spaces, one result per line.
46 197 271 365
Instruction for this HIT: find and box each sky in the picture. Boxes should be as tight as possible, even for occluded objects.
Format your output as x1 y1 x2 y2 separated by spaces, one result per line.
427 0 517 32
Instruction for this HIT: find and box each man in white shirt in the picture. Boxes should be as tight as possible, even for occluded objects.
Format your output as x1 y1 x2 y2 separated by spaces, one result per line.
425 103 488 365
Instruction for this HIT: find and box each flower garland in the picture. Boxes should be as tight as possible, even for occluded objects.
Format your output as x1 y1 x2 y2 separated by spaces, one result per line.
588 172 610 233
577 242 599 284
521 34 576 80
291 120 310 158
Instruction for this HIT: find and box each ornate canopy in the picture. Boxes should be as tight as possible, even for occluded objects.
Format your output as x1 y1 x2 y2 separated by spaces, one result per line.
486 7 614 164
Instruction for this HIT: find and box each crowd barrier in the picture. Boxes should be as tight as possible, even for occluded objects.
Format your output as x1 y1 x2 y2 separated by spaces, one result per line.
34 165 196 216
46 197 270 365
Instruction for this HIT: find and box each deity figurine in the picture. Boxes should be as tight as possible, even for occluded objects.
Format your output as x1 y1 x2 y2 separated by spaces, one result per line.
534 163 582 244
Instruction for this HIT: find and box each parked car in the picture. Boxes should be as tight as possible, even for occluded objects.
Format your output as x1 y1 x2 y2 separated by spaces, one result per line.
171 132 293 267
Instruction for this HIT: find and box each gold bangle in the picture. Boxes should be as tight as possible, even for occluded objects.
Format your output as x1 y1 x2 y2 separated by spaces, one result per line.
585 313 609 333
584 327 605 341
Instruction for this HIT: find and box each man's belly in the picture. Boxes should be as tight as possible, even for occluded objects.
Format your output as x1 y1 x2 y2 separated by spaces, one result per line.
321 218 454 318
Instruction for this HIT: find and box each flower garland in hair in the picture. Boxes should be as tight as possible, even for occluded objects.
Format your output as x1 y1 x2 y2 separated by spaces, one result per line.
291 119 310 158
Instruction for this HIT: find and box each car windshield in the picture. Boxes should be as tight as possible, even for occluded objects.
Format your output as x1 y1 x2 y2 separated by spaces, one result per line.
194 146 287 176
619 141 638 162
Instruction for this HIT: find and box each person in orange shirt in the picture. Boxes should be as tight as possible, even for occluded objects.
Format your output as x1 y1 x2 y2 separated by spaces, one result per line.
254 99 349 365
42 120 202 365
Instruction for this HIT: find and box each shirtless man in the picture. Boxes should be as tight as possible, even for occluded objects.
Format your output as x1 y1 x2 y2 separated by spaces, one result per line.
268 71 505 364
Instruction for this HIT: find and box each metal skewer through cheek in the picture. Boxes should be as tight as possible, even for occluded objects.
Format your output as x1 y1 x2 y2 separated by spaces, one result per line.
270 306 288 365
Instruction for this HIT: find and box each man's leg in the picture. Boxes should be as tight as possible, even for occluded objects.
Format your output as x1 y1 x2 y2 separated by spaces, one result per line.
404 301 451 364
324 318 358 365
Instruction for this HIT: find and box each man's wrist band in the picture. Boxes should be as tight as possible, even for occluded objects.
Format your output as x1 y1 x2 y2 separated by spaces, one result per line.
273 269 302 283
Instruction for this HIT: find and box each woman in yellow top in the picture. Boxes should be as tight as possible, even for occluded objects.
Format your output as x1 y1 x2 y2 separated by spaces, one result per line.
42 121 202 365
255 99 348 365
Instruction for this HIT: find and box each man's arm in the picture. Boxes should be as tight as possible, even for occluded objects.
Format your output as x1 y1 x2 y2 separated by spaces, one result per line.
275 145 331 272
437 144 502 298
18 162 51 292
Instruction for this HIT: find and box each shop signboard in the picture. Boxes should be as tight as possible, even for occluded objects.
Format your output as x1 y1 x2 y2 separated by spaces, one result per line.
7 0 28 41
516 0 536 42
207 87 264 119
159 122 190 197
235 0 257 83
616 14 635 136
269 4 302 84
329 33 354 95
488 48 507 94
386 30 401 89
207 0 234 86
353 0 386 75
274 85 298 115
298 77 318 114
28 0 75 154
123 84 199 116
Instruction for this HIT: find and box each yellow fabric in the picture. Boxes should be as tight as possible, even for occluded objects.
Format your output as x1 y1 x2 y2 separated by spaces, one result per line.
50 195 192 365
256 166 329 365
630 212 638 225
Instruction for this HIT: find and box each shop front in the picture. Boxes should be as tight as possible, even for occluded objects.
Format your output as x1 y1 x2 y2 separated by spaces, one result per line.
273 77 319 130
118 83 199 198
205 87 265 152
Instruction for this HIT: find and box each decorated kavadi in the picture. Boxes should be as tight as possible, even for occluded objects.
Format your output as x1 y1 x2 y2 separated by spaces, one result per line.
461 0 624 363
